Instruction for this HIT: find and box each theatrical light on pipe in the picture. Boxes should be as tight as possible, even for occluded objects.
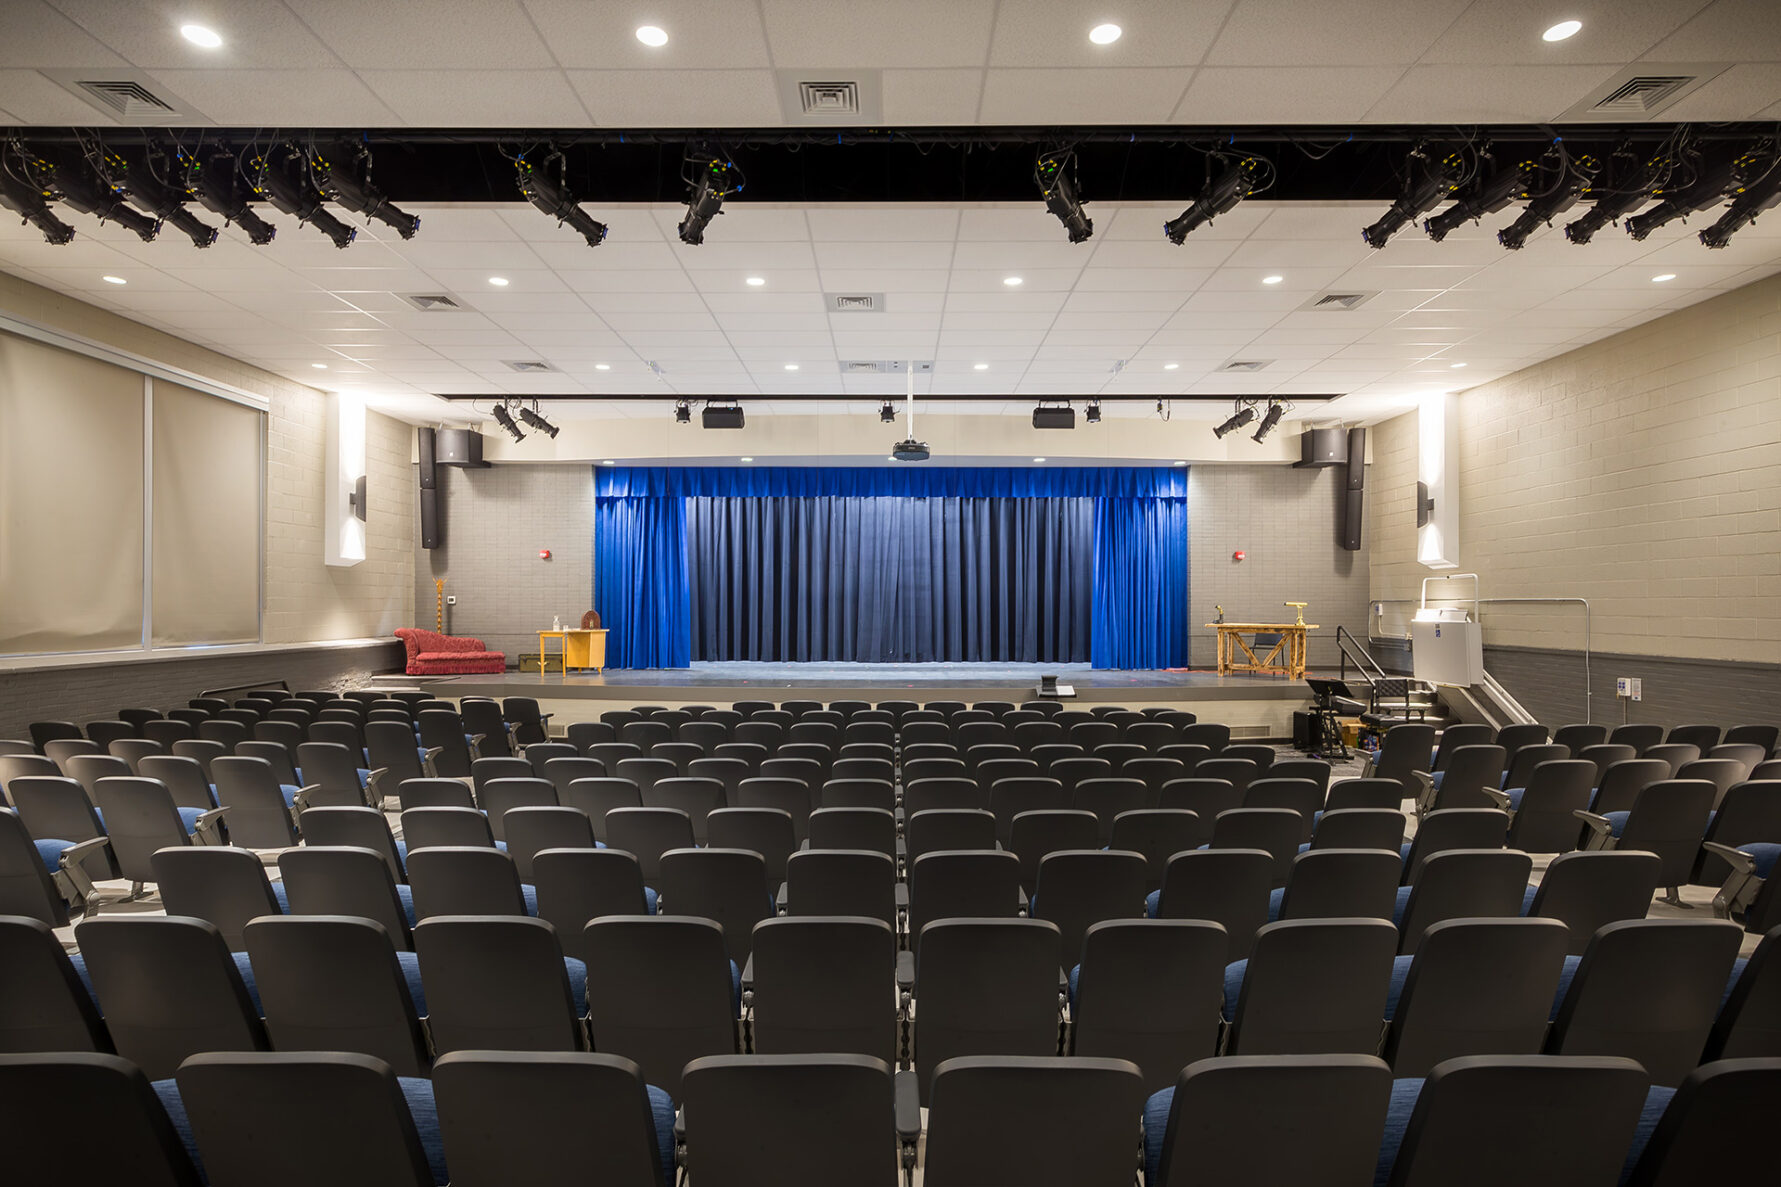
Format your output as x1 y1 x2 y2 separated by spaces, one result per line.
492 401 525 442
1498 154 1598 250
98 145 219 248
675 399 692 424
515 150 609 248
679 153 739 246
1213 406 1256 439
1362 148 1465 248
1563 149 1666 244
0 163 76 245
1251 399 1286 443
252 144 356 249
34 147 160 242
1085 399 1101 424
309 141 420 239
1424 158 1533 242
1625 157 1740 241
879 400 896 424
1699 147 1781 249
1035 150 1093 243
181 148 277 245
517 402 559 439
1165 156 1261 244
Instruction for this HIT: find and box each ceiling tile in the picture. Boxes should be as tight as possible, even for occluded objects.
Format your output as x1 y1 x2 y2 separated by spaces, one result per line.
1172 66 1402 123
759 0 997 68
880 67 985 124
1419 0 1712 65
0 2 127 68
566 67 781 125
47 0 341 68
987 0 1236 67
1644 0 1781 61
358 69 590 126
1205 0 1472 66
146 67 401 125
1659 63 1781 121
1362 63 1625 123
280 0 556 68
522 0 773 69
978 66 1193 124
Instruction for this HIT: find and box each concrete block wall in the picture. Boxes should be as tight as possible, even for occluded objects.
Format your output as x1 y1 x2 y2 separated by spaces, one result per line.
1189 463 1370 669
416 463 596 663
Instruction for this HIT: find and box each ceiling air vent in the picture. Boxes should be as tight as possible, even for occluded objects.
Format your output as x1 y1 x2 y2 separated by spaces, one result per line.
78 80 175 118
1221 360 1273 372
1591 76 1695 114
503 360 555 373
829 293 884 312
1558 64 1725 121
41 69 203 125
1304 291 1379 312
396 293 468 312
799 81 861 116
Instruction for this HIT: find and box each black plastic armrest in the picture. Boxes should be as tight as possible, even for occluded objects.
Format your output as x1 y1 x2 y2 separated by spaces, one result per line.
896 949 914 993
894 1068 921 1149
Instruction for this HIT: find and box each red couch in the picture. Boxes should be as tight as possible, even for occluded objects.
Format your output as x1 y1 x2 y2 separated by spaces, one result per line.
394 628 507 676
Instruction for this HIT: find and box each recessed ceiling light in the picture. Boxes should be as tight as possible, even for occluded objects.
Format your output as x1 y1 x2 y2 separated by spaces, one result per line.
1541 19 1582 42
312 363 328 370
102 275 126 285
635 25 668 47
594 363 611 371
1449 362 1467 369
744 276 767 287
1651 273 1677 283
600 459 616 466
1172 460 1187 467
487 276 509 287
180 24 223 48
1163 363 1180 371
1003 276 1023 286
1088 23 1122 45
784 363 799 371
1261 274 1284 285
1032 457 1047 463
740 457 754 463
974 363 990 371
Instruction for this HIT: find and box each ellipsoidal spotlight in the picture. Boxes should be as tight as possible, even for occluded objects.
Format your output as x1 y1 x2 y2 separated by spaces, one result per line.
1699 145 1781 249
1213 405 1256 439
679 151 740 246
1362 147 1465 248
309 141 420 239
515 149 609 248
252 144 356 249
0 156 76 244
675 399 692 424
1085 398 1102 424
1498 153 1599 250
1424 154 1533 242
34 147 160 241
1165 156 1263 244
180 148 277 245
1035 149 1093 244
1624 158 1738 241
1251 399 1286 443
97 145 219 248
1563 148 1667 244
517 402 559 439
879 399 896 424
491 401 525 442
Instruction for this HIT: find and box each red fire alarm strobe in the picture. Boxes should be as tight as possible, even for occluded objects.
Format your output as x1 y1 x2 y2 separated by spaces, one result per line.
539 550 552 561
1233 550 1246 562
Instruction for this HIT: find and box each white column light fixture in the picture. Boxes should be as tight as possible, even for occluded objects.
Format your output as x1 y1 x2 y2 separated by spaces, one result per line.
324 390 367 567
1416 392 1459 570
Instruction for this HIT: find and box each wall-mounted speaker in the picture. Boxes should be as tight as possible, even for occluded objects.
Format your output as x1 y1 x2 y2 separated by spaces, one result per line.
417 427 437 489
437 428 489 467
1341 427 1367 551
419 486 440 550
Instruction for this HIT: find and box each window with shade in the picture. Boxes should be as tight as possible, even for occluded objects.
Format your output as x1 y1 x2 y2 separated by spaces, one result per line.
0 328 264 657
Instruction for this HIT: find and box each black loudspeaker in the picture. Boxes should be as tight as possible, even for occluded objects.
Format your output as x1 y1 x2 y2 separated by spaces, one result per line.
419 487 440 550
417 427 437 489
1341 427 1366 551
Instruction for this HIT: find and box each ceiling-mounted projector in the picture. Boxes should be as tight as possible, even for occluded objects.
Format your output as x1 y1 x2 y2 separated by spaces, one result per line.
891 438 930 462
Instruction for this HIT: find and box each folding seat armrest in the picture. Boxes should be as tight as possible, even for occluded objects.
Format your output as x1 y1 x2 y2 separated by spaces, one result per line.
194 806 229 845
894 1069 921 1171
1482 788 1511 811
422 747 444 778
467 734 485 761
364 765 391 807
1572 809 1612 846
57 836 111 908
775 882 788 914
1703 841 1755 877
895 950 914 994
739 953 755 995
1705 842 1759 919
1412 770 1435 816
291 785 321 818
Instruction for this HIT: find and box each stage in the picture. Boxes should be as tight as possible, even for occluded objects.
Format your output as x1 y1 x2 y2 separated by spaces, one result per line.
378 662 1328 739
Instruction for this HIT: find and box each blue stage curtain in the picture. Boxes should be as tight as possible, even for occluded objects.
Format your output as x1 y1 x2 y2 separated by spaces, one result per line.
686 496 1094 663
597 465 1187 499
1091 496 1191 670
593 495 690 669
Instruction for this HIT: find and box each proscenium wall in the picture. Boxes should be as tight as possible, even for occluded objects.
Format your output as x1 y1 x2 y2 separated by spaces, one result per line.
417 464 596 664
1189 464 1370 669
1367 272 1781 728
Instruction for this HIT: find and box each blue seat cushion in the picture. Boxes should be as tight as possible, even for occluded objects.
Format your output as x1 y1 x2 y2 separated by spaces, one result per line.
358 768 373 789
394 840 408 866
1622 1086 1675 1184
397 1075 450 1185
396 951 428 1015
396 883 417 928
1067 964 1080 1011
1603 811 1631 838
1222 960 1247 1019
1746 842 1781 879
1550 954 1583 1020
1267 886 1285 922
644 886 659 913
279 786 301 807
1503 787 1527 810
34 837 75 874
271 881 290 912
1384 954 1416 1018
1143 1085 1173 1184
1145 888 1161 918
150 1078 203 1182
177 806 207 833
730 960 742 1015
1723 958 1747 1013
1520 884 1538 915
1400 842 1413 863
521 883 539 916
1297 841 1313 854
562 956 590 1015
1392 885 1413 927
1429 770 1446 790
647 1083 677 1187
1377 1077 1423 1185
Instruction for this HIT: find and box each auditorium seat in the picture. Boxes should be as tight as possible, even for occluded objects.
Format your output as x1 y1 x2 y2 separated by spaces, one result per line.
502 806 599 880
905 808 998 865
1622 1058 1781 1185
520 741 578 778
658 847 773 964
475 777 556 841
1523 850 1660 954
1006 809 1099 890
295 741 374 807
1028 848 1147 960
1400 808 1509 884
748 916 899 1064
279 846 417 950
96 775 223 891
0 916 110 1052
1223 918 1395 1056
1108 809 1204 889
583 915 741 1099
1394 850 1533 954
910 919 1062 1105
1702 925 1781 1061
414 916 586 1055
907 851 1025 946
1158 775 1240 821
8 773 123 882
152 846 286 950
1306 808 1406 852
1576 778 1716 905
1149 848 1273 960
0 1051 204 1185
1271 848 1401 922
925 1056 1144 1187
560 777 641 838
1208 807 1301 887
1069 918 1225 1094
407 846 536 919
460 700 515 757
1496 758 1596 852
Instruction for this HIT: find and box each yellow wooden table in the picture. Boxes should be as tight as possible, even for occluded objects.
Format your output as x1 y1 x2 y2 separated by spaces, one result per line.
1207 622 1318 679
537 628 608 674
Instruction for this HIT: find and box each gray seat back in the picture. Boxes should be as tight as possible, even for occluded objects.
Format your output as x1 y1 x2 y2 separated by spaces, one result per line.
92 776 190 883
1155 848 1273 961
1403 809 1510 884
583 915 739 1097
750 916 898 1065
908 850 1024 939
1209 807 1303 887
502 806 596 881
912 919 1062 1106
682 1054 897 1187
924 1056 1144 1187
1278 848 1402 921
152 846 280 950
531 847 651 966
785 848 897 926
1529 850 1661 954
1030 849 1148 962
1071 918 1225 1095
0 1051 201 1186
1397 849 1533 954
659 847 773 963
407 846 529 919
211 756 299 848
1702 927 1781 1062
1311 808 1406 852
278 846 414 950
0 915 108 1050
1623 1058 1781 1187
1228 918 1396 1055
299 806 404 881
477 777 556 841
413 915 583 1055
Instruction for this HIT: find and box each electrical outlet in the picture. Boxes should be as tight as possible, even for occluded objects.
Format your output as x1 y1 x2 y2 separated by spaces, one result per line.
1615 677 1642 701
445 595 457 605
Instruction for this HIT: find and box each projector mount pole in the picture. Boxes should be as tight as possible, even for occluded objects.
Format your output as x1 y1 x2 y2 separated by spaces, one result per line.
906 364 916 437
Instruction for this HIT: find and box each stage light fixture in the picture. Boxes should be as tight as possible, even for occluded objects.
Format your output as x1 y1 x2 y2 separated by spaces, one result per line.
679 150 741 246
702 402 745 429
675 399 692 424
514 149 609 248
1032 403 1076 429
492 401 525 442
1563 148 1668 244
1251 399 1286 443
251 144 356 248
179 148 277 245
1085 398 1101 424
97 144 219 248
1165 156 1263 244
309 141 420 239
517 402 559 439
1424 154 1533 242
32 147 160 241
1035 149 1093 243
0 156 76 244
1498 153 1599 250
1699 144 1781 249
879 399 896 423
1213 405 1256 439
1361 146 1465 248
1624 157 1739 241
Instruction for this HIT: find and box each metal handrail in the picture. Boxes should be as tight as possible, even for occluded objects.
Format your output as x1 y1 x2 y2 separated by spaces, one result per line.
1335 625 1388 688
